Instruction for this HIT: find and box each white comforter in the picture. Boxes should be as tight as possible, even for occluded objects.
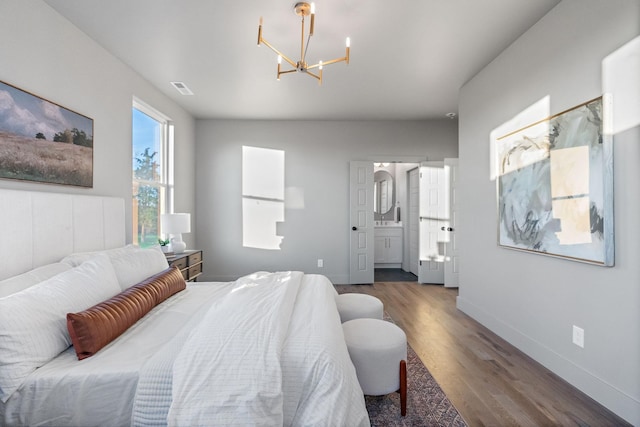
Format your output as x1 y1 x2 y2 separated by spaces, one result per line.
2 273 368 426
133 272 369 427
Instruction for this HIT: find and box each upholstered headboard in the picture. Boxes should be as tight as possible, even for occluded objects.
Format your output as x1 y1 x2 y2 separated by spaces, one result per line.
0 189 125 281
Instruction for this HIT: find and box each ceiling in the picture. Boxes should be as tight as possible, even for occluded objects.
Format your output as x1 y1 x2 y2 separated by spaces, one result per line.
44 0 560 121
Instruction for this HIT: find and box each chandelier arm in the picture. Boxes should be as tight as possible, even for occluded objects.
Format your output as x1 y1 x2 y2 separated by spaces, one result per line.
277 67 297 81
306 70 321 81
260 37 297 68
309 56 348 68
307 56 347 69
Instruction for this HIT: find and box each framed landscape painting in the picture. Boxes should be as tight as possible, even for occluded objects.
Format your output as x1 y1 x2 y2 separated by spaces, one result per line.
0 80 93 187
496 97 614 266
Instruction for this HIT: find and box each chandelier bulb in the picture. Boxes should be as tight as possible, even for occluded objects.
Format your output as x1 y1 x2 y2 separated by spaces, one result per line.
278 55 282 64
346 37 350 48
309 3 315 36
319 60 323 70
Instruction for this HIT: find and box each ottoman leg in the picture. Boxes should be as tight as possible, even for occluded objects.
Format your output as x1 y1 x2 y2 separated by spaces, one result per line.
399 359 407 416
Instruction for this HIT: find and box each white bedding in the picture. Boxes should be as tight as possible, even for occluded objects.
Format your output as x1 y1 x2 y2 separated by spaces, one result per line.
1 273 369 427
1 282 237 426
169 271 303 425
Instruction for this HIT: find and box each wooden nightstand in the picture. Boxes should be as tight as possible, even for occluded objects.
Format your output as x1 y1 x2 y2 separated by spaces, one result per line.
166 250 203 282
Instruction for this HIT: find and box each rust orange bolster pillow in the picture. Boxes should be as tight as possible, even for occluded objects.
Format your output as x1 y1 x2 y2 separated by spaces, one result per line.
67 266 186 360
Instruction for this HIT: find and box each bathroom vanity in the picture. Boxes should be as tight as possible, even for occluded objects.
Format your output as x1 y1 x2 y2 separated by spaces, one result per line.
374 224 403 267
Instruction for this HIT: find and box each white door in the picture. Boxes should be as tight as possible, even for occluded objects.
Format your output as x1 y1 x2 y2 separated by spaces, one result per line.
349 161 374 284
444 158 460 287
418 162 446 284
408 168 420 276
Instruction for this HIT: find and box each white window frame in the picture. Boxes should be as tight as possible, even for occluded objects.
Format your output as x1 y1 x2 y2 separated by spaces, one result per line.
132 98 174 245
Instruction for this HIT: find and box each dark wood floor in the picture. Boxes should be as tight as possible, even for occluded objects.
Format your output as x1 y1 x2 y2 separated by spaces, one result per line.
337 282 629 427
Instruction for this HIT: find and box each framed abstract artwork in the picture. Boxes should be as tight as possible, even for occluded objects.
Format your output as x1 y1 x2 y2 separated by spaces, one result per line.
0 80 93 187
496 96 614 266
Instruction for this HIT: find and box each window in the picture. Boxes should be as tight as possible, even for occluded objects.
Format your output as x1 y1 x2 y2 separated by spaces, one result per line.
132 99 173 247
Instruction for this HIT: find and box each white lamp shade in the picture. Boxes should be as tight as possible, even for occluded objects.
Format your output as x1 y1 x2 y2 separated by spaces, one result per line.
161 213 191 234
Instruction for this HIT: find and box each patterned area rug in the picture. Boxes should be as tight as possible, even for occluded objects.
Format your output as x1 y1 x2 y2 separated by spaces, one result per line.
364 343 467 427
335 288 466 426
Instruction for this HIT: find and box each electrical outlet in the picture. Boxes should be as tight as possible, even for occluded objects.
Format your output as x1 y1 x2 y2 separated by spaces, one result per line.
572 325 584 348
317 259 323 268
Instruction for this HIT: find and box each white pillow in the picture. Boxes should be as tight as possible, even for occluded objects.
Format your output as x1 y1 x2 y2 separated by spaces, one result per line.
0 263 72 298
108 246 169 290
60 244 140 267
62 245 169 290
0 254 121 402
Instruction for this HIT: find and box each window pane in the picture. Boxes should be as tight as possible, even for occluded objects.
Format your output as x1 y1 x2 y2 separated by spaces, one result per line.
133 182 163 247
133 108 162 181
132 103 170 248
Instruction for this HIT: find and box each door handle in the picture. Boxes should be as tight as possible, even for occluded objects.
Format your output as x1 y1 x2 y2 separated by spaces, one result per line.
352 226 357 231
440 226 454 231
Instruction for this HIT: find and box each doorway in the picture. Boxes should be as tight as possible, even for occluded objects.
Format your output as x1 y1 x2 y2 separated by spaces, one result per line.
349 159 424 284
373 162 419 283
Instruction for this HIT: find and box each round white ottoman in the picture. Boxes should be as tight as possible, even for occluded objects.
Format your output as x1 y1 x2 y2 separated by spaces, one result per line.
342 318 408 416
335 293 383 323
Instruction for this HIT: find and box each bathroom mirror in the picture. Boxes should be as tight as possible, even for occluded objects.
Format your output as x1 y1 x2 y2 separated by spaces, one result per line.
374 170 395 219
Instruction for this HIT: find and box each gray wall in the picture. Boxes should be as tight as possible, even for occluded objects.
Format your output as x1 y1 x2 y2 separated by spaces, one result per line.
0 0 196 247
195 120 457 283
457 0 639 423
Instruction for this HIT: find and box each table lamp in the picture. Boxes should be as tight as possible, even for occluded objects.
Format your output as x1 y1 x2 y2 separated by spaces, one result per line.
161 213 191 253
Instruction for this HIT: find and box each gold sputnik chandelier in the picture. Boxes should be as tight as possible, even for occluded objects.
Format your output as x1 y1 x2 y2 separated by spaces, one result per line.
257 2 350 85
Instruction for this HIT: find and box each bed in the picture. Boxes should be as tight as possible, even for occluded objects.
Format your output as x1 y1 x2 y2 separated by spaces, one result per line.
0 189 369 426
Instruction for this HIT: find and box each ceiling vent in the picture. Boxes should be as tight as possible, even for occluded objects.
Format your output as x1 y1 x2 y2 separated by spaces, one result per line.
170 81 194 95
